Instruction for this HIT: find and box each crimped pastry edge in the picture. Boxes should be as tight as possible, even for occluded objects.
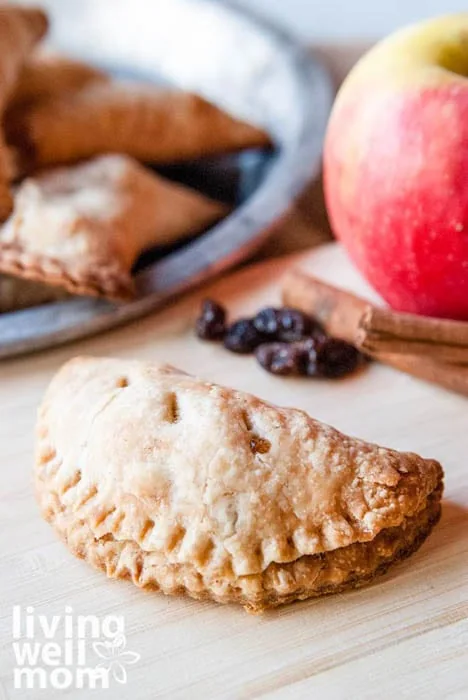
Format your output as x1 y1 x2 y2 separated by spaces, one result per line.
0 240 134 301
36 468 442 614
35 356 445 596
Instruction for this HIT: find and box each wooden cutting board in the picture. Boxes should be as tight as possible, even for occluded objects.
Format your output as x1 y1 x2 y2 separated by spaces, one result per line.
0 243 467 700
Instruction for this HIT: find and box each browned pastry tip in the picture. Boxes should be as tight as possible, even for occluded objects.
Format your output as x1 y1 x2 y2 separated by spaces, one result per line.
0 6 49 42
20 6 48 38
0 6 49 76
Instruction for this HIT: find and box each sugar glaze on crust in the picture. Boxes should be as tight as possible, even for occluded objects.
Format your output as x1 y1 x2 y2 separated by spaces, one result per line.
35 357 443 612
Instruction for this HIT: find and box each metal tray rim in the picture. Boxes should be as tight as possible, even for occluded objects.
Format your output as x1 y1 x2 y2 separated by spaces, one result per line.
0 0 333 359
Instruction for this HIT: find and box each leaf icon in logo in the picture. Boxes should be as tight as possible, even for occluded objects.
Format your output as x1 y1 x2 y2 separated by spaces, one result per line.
112 662 127 685
119 651 140 665
93 633 140 685
92 640 114 659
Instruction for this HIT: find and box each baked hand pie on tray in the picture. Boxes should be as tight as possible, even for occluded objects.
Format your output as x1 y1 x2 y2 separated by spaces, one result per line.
0 4 271 313
7 52 108 113
35 357 443 613
10 81 271 171
0 154 228 301
0 5 48 221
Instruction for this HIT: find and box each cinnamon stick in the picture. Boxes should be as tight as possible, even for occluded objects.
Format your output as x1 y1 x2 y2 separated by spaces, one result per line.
374 352 468 396
357 307 468 363
282 268 468 397
282 270 369 341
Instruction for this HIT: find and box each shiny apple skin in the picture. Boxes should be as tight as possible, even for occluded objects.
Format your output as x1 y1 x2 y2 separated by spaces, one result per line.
324 14 468 319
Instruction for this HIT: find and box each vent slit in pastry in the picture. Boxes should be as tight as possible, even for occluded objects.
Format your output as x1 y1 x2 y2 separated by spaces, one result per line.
240 410 253 432
35 357 444 613
164 392 180 424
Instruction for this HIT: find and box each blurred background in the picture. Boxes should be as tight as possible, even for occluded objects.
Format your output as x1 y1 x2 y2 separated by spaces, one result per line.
231 0 468 255
13 0 467 41
9 0 464 258
236 0 466 40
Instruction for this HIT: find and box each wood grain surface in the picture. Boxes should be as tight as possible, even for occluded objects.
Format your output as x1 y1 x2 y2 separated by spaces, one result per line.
0 243 466 700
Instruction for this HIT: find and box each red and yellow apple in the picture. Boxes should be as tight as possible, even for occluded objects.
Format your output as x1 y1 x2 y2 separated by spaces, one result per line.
324 14 468 319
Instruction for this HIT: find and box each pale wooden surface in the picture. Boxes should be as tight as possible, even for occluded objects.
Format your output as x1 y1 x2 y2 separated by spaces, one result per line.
0 243 467 700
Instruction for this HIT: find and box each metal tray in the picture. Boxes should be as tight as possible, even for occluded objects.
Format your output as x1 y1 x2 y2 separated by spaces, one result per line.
0 0 332 358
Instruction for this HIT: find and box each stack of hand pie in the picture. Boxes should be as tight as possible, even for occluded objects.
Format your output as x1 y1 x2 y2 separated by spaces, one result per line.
0 4 271 312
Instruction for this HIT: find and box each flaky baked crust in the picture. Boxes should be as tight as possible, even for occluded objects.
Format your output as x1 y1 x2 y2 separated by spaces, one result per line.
0 5 48 220
5 54 107 178
0 155 228 300
35 357 443 612
9 81 271 169
8 53 107 111
0 274 68 313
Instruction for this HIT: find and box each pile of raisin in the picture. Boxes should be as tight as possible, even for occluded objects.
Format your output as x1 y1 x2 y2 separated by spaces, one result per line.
195 300 366 379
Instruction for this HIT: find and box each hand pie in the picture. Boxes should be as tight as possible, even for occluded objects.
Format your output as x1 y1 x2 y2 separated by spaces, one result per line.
0 154 228 301
0 275 68 313
7 53 107 111
9 81 271 170
0 5 48 220
35 357 443 613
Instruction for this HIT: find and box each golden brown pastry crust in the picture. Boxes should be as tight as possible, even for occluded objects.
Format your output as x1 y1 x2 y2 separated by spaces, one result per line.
35 357 444 612
0 154 228 300
8 53 107 110
0 274 68 313
10 81 271 169
0 5 48 220
0 241 133 301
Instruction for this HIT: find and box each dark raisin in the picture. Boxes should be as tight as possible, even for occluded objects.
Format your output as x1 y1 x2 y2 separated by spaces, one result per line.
297 337 322 377
253 307 281 336
315 338 362 378
255 342 305 376
195 299 226 341
310 324 328 343
224 319 265 353
201 298 226 324
276 308 317 342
